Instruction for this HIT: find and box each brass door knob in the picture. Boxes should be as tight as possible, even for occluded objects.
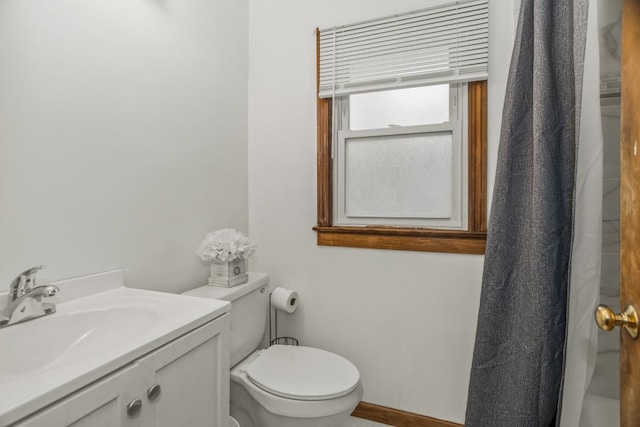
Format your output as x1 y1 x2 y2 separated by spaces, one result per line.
595 304 639 339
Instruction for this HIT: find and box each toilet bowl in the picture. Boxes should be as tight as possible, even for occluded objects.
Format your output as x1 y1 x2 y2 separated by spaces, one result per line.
230 346 363 427
182 273 362 427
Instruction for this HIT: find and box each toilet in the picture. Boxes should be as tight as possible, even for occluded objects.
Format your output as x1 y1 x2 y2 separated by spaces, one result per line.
183 272 363 427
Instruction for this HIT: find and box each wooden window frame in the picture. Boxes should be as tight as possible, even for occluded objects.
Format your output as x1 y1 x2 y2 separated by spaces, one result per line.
313 35 488 254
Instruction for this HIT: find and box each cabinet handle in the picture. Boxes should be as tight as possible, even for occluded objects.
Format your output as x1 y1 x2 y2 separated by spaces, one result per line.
126 399 142 418
147 383 162 401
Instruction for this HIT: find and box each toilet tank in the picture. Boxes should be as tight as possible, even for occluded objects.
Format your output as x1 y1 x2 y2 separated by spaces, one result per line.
182 272 270 367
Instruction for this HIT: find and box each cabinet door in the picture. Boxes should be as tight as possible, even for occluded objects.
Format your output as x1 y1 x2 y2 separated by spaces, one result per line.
138 316 230 427
16 364 142 427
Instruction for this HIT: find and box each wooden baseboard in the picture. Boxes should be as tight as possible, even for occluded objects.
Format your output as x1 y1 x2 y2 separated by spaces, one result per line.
351 402 463 427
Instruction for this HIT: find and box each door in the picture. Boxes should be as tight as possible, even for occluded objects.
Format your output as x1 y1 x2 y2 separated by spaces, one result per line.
619 0 639 424
16 364 142 427
137 317 230 427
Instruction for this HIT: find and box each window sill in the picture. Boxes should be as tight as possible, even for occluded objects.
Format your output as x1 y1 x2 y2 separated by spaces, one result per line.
313 226 486 254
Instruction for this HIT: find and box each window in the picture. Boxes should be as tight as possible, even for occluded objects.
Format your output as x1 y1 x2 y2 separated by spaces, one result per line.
314 0 488 254
335 84 465 229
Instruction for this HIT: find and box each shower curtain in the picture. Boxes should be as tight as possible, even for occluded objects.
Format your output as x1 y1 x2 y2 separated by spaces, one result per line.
465 0 602 425
559 0 602 424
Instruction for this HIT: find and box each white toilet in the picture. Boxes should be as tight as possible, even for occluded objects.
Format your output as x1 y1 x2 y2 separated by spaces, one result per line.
183 272 363 427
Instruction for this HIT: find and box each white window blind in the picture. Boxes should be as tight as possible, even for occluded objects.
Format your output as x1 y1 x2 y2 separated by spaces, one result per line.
318 0 489 98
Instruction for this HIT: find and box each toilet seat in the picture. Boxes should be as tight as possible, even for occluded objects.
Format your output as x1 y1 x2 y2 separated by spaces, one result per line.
246 345 360 401
231 349 364 419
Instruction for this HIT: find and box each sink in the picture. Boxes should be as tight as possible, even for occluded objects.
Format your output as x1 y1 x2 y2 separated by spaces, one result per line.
0 270 230 426
0 302 160 379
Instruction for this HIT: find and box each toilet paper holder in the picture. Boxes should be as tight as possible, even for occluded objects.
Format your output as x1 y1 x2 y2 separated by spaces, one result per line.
269 292 299 347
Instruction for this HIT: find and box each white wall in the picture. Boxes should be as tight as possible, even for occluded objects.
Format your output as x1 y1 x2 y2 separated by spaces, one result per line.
248 0 515 423
1 0 515 421
0 0 248 293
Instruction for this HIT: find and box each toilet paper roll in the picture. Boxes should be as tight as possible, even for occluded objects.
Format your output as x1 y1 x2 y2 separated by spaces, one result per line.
271 287 299 314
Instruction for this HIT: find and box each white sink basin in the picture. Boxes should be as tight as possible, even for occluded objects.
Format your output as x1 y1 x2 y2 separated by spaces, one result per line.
0 270 229 425
0 302 159 379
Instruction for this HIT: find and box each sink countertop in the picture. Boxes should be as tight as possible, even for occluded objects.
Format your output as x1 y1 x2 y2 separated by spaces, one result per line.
0 270 230 426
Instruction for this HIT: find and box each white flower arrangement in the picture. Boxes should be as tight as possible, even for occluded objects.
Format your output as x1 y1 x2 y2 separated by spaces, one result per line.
197 228 256 263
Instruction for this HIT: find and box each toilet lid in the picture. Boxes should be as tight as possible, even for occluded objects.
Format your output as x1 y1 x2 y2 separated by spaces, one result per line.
246 345 360 401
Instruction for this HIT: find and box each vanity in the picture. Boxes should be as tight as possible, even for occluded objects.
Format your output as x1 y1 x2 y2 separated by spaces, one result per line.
0 270 230 427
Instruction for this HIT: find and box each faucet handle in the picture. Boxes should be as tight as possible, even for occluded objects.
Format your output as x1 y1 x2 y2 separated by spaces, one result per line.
21 265 45 279
23 265 45 290
9 265 45 299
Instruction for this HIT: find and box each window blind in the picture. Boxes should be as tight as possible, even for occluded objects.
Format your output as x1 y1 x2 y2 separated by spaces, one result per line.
318 0 489 98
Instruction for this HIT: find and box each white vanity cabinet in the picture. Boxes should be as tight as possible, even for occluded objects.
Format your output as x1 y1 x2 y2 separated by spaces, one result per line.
137 315 229 427
15 316 229 427
15 364 141 427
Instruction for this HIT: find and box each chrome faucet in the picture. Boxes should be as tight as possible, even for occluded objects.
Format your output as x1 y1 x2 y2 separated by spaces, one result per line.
1 265 59 328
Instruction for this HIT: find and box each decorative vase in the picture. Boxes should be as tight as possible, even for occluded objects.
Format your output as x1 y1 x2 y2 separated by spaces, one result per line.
208 258 247 287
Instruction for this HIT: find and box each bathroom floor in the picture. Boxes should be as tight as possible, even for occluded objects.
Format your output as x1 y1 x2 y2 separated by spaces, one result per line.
348 417 388 426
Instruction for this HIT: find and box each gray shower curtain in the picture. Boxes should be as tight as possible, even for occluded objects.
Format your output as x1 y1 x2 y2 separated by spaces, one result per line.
465 0 589 425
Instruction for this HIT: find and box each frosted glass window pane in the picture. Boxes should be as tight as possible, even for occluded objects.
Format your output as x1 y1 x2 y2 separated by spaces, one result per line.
349 85 449 130
345 133 452 218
